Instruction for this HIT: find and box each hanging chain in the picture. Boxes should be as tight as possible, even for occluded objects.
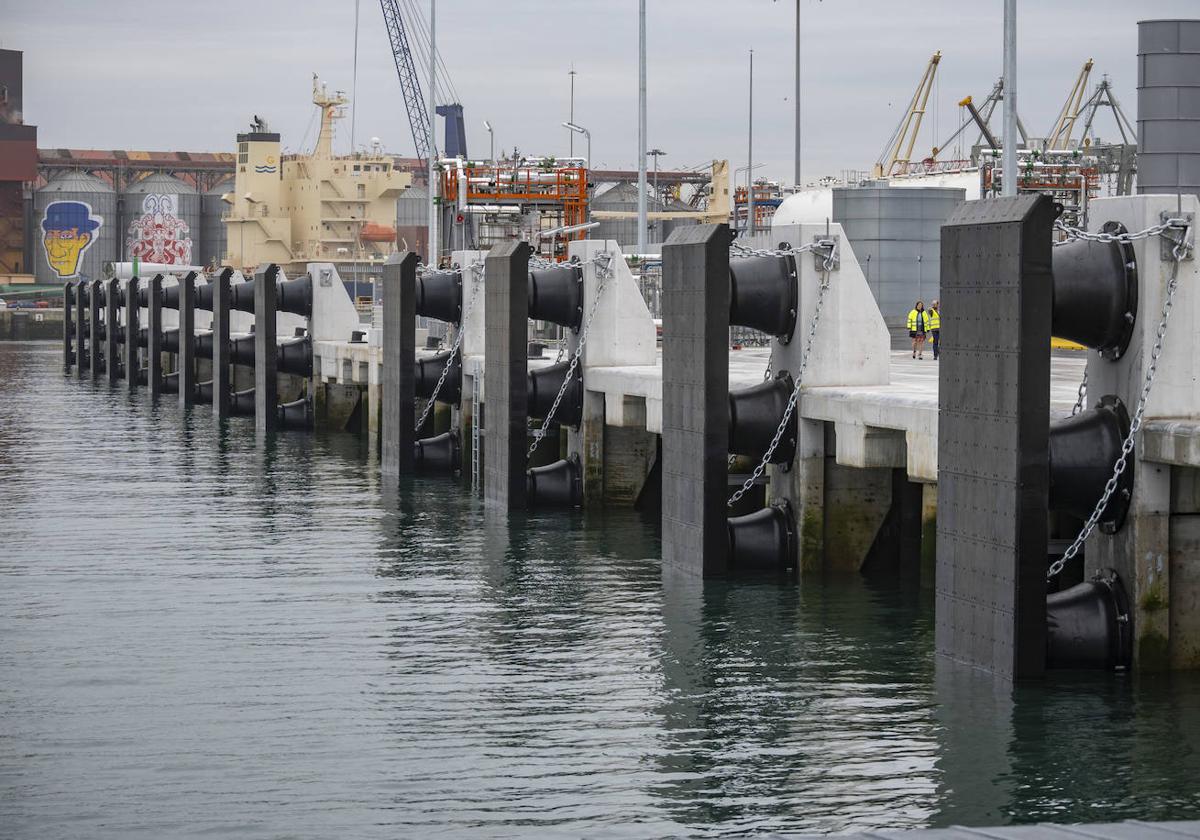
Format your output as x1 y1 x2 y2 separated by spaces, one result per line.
727 242 838 506
1070 368 1088 417
414 261 482 433
527 253 614 458
1047 225 1192 579
1052 218 1183 247
731 239 820 260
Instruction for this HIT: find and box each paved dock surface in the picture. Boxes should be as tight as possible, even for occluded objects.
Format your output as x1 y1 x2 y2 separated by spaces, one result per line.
790 819 1200 838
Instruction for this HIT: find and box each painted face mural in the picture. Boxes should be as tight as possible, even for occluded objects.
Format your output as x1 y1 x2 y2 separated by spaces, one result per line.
42 201 103 278
127 193 193 265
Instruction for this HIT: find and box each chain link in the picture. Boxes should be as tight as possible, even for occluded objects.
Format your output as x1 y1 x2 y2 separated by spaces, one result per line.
1070 368 1088 417
727 241 838 506
1047 224 1192 579
1052 218 1182 247
731 239 817 260
415 261 482 433
527 253 615 458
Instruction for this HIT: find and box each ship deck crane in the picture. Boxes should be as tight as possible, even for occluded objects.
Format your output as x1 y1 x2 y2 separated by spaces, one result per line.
873 51 941 178
1047 59 1094 150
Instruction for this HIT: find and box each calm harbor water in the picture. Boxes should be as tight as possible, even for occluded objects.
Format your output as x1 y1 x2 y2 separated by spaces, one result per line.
2 340 1200 839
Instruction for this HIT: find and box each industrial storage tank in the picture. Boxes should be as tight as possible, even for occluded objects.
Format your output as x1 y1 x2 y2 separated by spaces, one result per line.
395 182 428 258
591 182 640 251
33 170 117 285
830 185 965 338
199 177 232 269
121 172 200 267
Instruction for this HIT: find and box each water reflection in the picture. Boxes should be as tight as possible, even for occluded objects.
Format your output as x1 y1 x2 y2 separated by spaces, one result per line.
4 341 1200 839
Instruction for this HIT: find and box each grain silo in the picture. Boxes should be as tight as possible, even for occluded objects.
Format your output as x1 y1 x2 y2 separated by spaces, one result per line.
33 170 117 284
121 172 200 266
396 182 428 259
199 177 232 269
832 185 964 338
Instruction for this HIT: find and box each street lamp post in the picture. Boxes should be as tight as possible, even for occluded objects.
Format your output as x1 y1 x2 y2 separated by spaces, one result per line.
647 148 665 242
484 120 494 163
563 121 591 220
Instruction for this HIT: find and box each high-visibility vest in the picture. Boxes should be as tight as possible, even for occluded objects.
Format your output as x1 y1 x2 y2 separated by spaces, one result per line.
907 309 926 332
927 309 940 330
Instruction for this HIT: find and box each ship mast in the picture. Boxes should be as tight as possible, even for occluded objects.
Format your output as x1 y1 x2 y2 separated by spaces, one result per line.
312 74 349 159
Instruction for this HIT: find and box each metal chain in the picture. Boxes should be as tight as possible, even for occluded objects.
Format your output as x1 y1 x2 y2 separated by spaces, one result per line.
415 260 482 433
727 242 838 506
1047 228 1192 579
1070 368 1088 417
1052 218 1181 247
527 253 613 458
730 240 818 260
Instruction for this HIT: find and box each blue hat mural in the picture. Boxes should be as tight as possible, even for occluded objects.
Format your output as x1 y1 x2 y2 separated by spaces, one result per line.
42 200 104 279
42 201 103 234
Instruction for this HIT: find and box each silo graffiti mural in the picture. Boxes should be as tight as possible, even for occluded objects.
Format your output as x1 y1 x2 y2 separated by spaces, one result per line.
126 193 193 264
41 200 103 279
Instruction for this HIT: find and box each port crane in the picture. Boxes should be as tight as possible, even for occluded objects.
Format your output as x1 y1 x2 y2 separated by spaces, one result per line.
873 51 942 178
1047 59 1094 150
377 0 467 160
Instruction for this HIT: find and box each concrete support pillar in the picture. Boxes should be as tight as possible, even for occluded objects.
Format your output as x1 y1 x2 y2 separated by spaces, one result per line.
382 251 419 478
88 278 102 380
578 389 605 504
662 224 730 576
772 417 825 572
212 268 232 419
63 281 75 373
936 194 1055 680
254 265 279 432
178 271 197 408
147 275 163 398
921 483 938 589
74 281 86 379
105 277 120 384
124 277 139 392
483 240 532 510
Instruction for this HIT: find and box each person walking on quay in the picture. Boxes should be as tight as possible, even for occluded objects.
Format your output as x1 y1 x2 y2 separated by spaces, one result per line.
928 299 941 360
907 300 928 359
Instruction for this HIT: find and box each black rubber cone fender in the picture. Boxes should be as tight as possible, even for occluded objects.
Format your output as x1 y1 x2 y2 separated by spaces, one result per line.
728 371 796 466
195 281 215 312
277 397 313 430
1048 394 1133 535
414 431 461 472
161 282 181 310
416 269 463 324
727 501 796 572
161 327 180 354
230 278 256 314
1051 221 1138 360
277 274 313 319
278 334 313 377
162 370 179 394
195 331 214 360
196 379 214 402
527 453 583 508
528 261 584 331
230 334 256 366
230 388 256 416
729 252 798 342
1046 567 1131 670
414 350 462 404
527 360 583 428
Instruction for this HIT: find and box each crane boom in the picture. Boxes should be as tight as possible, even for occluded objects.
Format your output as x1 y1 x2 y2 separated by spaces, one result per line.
379 0 433 161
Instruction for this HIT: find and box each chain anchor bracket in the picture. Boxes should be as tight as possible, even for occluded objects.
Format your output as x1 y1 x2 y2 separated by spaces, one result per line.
1160 211 1195 262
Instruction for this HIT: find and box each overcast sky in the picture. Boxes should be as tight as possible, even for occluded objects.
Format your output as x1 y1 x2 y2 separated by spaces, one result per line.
2 0 1194 184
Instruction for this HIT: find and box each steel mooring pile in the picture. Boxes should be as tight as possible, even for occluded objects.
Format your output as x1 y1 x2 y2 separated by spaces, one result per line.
61 262 366 432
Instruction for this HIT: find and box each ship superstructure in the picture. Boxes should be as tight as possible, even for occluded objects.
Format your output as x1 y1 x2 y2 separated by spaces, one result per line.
223 75 412 285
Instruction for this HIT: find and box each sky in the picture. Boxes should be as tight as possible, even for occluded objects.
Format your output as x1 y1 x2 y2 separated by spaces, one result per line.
2 0 1195 185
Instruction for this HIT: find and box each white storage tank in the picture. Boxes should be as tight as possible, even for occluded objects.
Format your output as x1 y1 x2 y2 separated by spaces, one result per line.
121 172 200 267
199 177 233 269
33 170 117 285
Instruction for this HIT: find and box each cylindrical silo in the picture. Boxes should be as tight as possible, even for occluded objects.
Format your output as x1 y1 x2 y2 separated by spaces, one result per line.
121 172 200 267
395 183 429 258
200 177 233 269
592 182 639 251
832 185 965 338
1137 19 1200 197
33 170 117 285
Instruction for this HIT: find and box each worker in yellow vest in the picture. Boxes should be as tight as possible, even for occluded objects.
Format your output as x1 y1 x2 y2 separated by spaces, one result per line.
928 300 941 360
907 300 928 359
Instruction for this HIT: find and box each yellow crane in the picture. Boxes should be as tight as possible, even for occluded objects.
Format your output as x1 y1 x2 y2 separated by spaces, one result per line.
873 51 942 178
1047 59 1094 150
